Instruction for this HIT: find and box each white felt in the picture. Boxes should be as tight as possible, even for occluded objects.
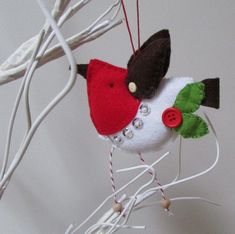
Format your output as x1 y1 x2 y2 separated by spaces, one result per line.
106 77 194 153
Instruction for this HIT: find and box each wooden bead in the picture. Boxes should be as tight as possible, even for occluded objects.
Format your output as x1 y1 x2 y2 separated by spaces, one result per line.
112 202 123 213
161 198 171 210
128 82 137 93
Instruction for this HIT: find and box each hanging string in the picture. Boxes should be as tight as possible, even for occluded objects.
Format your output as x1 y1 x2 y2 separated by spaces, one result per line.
109 145 117 203
121 0 141 54
121 0 136 54
136 0 141 50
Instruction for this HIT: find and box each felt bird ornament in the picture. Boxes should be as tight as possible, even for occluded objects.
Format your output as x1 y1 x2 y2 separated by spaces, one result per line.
77 29 220 153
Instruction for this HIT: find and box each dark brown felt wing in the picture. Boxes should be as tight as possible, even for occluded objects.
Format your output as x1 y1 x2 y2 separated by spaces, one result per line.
126 29 171 99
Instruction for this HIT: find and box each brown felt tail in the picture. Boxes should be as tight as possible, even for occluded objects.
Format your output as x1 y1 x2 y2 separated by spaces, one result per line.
77 64 88 78
201 78 220 109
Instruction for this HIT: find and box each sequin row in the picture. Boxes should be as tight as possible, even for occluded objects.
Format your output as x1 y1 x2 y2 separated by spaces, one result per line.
112 103 151 145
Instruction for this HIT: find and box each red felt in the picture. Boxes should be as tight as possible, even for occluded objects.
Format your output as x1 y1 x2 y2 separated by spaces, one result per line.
87 59 140 135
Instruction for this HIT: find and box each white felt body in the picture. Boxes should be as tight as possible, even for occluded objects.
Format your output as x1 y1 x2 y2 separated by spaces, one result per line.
104 77 194 153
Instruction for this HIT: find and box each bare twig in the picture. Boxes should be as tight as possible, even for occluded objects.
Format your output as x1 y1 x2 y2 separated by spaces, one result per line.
66 114 219 233
0 0 122 198
0 0 121 86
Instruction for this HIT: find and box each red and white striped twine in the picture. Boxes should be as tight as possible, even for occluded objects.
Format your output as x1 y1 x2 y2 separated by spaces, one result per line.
109 145 117 203
138 153 167 200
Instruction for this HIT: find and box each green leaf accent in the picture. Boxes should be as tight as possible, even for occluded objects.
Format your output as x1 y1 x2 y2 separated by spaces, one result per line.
174 82 205 113
175 113 209 138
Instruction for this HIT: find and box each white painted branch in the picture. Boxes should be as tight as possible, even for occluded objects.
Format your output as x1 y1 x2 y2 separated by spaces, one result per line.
66 115 219 233
0 18 122 86
0 0 122 198
0 0 72 80
40 19 122 66
66 152 170 234
0 0 78 194
51 0 71 21
0 0 119 194
0 0 121 86
0 30 46 184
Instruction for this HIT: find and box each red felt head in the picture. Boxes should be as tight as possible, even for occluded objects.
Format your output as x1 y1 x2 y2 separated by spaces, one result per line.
86 59 140 135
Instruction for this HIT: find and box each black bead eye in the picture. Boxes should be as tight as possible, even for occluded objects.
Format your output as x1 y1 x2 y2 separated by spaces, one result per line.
109 83 114 88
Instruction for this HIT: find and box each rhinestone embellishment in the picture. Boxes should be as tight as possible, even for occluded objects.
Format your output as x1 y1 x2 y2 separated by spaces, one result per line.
123 128 134 139
111 104 152 145
113 135 124 144
140 104 151 116
132 118 144 129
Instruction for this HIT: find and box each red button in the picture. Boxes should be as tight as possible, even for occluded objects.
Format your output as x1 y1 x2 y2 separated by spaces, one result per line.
162 107 182 128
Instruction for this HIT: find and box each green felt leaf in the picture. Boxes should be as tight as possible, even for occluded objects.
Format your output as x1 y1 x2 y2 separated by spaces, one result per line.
175 113 209 138
174 82 205 113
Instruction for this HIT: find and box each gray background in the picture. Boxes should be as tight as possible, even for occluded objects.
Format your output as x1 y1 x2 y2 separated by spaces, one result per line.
0 0 234 233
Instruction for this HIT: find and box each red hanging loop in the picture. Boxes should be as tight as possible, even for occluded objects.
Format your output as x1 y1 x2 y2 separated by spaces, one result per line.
121 0 141 54
136 0 141 50
121 0 136 54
